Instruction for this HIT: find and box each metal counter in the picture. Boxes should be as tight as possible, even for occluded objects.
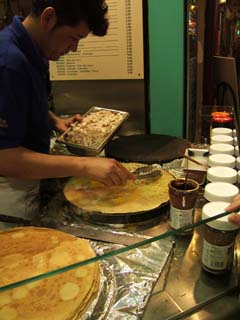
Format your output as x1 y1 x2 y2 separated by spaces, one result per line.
142 209 240 320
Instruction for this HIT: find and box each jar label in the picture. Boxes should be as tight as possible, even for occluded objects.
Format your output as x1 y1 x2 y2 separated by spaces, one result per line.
202 239 234 271
170 206 194 229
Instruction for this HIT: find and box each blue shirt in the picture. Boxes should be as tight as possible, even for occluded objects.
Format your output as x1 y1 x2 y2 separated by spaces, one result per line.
0 16 50 154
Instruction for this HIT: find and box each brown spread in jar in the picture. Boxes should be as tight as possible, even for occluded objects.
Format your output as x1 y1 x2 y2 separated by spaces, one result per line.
201 201 239 274
168 179 199 231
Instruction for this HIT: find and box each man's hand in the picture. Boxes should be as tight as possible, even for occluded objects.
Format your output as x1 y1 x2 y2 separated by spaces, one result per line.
81 157 135 187
49 111 82 133
225 194 240 227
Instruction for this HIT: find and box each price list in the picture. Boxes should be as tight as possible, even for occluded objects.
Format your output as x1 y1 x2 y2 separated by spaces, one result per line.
50 0 144 80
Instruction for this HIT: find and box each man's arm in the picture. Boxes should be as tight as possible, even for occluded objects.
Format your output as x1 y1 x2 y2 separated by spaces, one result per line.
0 147 134 186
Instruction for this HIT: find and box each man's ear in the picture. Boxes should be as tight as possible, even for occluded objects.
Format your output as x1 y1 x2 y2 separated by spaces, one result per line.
40 7 57 32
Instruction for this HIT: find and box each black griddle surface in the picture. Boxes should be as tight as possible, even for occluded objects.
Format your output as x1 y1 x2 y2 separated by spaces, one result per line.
78 201 169 225
105 134 191 164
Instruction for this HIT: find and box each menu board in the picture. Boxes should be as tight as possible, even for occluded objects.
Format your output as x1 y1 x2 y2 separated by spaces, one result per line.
50 0 144 80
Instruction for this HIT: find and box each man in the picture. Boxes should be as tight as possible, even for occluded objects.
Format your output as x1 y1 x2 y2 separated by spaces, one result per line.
0 0 134 219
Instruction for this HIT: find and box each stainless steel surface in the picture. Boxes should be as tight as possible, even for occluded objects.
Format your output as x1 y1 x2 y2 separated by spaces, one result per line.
141 209 240 320
56 106 129 156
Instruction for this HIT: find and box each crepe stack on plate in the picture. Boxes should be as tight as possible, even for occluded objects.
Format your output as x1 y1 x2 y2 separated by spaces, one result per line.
0 227 99 320
64 162 173 214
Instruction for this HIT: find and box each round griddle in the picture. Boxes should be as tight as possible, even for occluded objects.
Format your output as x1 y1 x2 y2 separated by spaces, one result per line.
105 134 191 164
74 201 170 225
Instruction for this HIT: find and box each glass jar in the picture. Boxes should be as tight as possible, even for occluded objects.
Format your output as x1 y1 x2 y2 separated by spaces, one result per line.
168 179 199 231
202 201 239 275
211 113 234 130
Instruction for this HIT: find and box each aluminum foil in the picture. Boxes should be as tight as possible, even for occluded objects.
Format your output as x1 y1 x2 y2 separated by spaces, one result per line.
86 239 174 320
162 158 184 179
32 175 175 319
36 194 174 319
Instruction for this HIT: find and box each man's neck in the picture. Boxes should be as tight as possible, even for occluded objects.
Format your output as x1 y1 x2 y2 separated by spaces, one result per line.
22 15 43 53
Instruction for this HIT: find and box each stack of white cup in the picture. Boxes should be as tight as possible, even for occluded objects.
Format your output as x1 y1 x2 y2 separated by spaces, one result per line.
232 129 240 183
205 127 239 203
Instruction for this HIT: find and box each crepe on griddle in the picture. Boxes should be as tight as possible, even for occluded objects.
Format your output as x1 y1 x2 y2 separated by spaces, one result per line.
0 227 99 320
64 162 173 214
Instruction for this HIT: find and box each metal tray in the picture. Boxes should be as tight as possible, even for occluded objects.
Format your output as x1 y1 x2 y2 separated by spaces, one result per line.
181 148 209 185
181 148 209 171
56 107 130 156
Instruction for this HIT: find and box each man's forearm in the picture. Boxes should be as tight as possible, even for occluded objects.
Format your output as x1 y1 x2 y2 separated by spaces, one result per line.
0 146 134 186
0 147 85 179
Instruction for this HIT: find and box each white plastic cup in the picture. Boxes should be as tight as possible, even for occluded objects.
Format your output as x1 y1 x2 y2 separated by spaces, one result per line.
211 135 233 145
208 154 236 168
211 127 233 137
209 143 234 156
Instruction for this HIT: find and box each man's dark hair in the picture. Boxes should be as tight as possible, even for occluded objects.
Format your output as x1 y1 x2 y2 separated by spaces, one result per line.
31 0 108 36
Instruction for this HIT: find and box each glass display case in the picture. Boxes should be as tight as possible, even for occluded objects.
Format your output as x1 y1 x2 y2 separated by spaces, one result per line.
1 158 240 319
1 1 240 319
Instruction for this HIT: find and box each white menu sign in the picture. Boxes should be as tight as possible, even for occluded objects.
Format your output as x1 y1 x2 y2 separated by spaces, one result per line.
50 0 144 80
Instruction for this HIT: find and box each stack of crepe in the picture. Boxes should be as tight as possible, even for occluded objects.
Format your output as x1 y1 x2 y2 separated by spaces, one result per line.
0 227 99 320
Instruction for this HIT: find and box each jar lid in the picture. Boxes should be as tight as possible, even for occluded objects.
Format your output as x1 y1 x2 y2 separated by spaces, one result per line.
202 201 239 231
204 182 239 202
211 135 233 145
211 127 233 137
208 154 236 168
212 113 233 119
212 116 233 122
207 166 237 183
209 143 234 155
211 111 230 118
212 116 233 123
